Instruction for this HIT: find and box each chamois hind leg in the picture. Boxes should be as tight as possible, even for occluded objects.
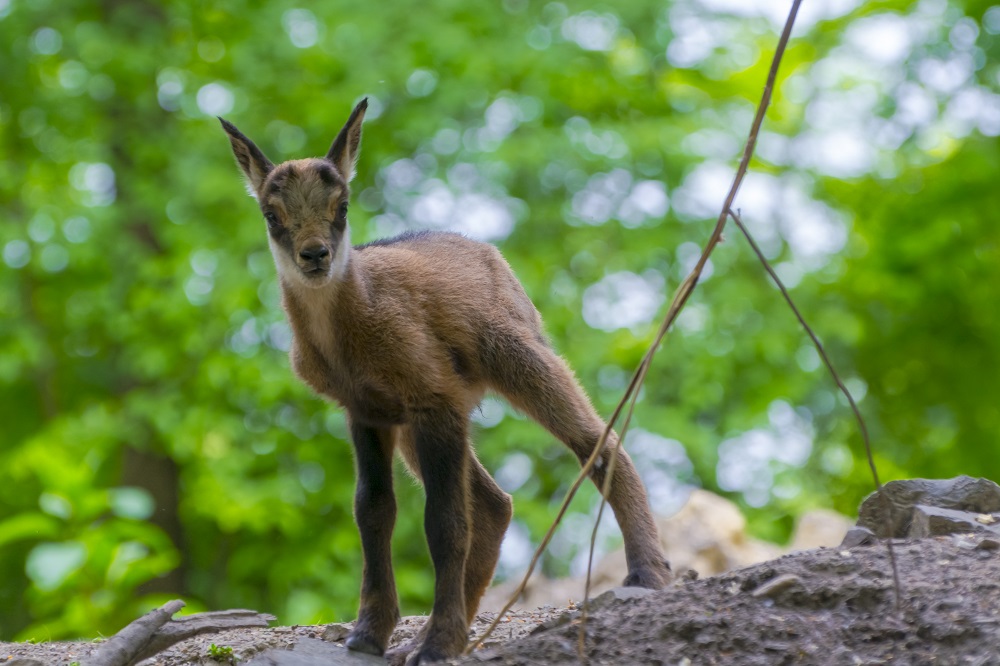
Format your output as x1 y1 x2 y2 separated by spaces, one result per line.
486 331 671 590
345 421 401 656
463 456 513 621
388 442 512 666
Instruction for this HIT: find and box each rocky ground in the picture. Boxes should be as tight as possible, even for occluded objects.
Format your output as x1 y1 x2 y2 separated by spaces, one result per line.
5 478 1000 665
4 535 1000 665
459 534 1000 665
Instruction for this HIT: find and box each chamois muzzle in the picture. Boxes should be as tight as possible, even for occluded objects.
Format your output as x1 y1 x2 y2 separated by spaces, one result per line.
299 244 330 262
297 242 331 276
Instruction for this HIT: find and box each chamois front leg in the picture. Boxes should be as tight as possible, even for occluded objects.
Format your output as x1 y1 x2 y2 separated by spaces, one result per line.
385 455 511 666
407 407 472 666
345 421 400 656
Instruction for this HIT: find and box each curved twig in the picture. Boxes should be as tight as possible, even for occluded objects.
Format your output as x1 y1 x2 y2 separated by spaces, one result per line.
727 207 902 610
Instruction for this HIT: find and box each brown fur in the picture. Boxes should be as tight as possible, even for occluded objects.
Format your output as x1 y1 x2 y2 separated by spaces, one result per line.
220 100 671 666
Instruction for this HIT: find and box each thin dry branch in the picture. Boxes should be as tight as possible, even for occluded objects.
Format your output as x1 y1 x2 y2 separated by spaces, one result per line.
465 0 805 656
727 207 902 610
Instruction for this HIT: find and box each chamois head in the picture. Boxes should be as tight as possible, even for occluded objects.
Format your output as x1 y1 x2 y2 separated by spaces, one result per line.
220 99 367 288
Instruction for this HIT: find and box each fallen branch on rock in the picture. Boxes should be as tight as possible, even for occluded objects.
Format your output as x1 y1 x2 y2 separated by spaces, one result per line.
81 600 275 666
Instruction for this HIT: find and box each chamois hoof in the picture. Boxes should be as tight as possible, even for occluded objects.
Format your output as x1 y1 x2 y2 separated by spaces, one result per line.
385 642 417 666
404 645 450 666
345 630 385 656
623 558 672 590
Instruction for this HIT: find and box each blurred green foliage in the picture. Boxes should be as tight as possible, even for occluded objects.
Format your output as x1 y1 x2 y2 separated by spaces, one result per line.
3 0 1000 642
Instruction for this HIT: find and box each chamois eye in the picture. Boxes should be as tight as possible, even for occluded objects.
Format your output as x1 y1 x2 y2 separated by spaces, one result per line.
338 202 349 218
264 212 279 228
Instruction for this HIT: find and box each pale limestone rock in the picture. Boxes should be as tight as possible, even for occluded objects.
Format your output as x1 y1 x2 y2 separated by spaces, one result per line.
789 509 853 551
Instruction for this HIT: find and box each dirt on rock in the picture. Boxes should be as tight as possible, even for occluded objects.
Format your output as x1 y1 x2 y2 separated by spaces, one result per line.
459 535 1000 665
4 535 1000 665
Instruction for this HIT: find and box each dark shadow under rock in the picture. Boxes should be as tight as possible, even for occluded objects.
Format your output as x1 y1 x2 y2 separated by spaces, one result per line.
908 504 1000 538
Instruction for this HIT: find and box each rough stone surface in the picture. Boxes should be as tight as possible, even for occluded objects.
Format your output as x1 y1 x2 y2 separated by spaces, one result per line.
588 585 656 611
858 476 1000 537
453 537 1000 665
247 638 385 665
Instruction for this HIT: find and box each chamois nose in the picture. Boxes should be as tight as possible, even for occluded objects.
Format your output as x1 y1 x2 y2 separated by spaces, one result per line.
299 244 330 262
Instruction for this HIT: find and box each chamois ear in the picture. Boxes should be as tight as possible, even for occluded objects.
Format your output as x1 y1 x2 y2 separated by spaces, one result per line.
326 98 367 183
219 118 274 198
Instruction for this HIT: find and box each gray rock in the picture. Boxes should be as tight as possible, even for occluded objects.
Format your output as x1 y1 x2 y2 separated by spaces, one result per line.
529 610 579 635
321 623 354 643
840 526 876 548
857 477 1000 538
751 574 804 599
908 504 1000 538
247 638 386 665
588 585 656 611
470 647 503 661
680 569 699 582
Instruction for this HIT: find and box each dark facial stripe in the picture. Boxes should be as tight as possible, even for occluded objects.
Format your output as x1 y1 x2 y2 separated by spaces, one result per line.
264 168 290 195
316 162 338 187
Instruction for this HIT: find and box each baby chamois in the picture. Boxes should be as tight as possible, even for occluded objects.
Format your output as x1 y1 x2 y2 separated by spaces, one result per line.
220 99 671 665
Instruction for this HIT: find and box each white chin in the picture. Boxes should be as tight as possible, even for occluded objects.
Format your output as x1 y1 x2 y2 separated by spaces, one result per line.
297 269 331 287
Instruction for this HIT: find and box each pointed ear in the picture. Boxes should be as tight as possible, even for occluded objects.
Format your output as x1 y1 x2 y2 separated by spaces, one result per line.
326 98 368 183
219 118 274 197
